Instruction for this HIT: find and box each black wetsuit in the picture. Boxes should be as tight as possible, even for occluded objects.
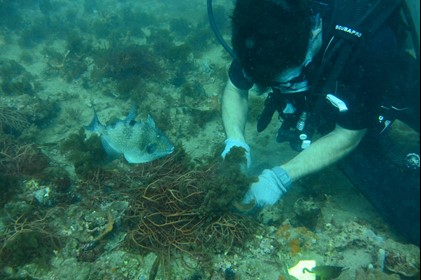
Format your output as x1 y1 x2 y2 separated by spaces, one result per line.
228 0 420 245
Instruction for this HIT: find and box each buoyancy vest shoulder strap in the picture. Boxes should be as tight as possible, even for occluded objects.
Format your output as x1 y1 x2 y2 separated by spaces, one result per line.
305 0 407 140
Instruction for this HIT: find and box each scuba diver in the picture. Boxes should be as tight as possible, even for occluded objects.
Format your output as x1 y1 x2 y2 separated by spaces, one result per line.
209 0 420 245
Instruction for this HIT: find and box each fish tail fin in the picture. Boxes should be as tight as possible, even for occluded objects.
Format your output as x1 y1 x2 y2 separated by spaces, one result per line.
125 104 137 123
146 114 156 128
85 109 102 131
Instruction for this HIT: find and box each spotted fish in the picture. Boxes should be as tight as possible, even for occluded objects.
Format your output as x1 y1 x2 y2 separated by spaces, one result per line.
86 106 174 163
303 265 348 280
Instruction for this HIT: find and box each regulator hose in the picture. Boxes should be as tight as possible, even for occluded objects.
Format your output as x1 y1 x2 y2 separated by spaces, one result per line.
207 0 236 58
402 0 420 63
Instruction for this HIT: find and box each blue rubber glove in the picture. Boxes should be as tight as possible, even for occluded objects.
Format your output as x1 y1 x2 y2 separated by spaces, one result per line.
221 138 252 168
243 166 292 208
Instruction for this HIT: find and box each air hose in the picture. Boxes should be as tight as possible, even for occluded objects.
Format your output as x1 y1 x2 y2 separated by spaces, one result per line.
402 0 420 63
207 0 236 59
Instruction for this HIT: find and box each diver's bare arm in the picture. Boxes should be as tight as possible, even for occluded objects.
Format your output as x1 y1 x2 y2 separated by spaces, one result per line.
281 125 367 182
221 79 249 141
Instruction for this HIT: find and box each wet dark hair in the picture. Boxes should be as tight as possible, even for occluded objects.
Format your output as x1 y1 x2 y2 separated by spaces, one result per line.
232 0 312 86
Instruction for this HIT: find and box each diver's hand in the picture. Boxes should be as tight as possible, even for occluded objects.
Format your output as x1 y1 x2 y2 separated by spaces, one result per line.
243 166 292 208
221 138 252 168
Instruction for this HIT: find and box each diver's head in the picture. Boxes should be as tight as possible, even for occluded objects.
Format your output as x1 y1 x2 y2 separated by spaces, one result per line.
231 0 312 87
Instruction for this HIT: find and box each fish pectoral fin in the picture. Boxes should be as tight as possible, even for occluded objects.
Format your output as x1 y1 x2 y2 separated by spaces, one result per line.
101 138 121 158
123 151 149 164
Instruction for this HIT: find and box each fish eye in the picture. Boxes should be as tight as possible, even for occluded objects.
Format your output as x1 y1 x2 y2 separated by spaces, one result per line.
146 143 157 154
129 120 136 126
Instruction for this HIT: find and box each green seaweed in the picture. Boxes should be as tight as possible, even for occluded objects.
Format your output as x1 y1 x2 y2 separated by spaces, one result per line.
26 98 59 127
0 174 17 207
0 1 23 29
65 31 87 55
184 27 214 56
90 44 164 97
0 210 62 269
0 106 29 135
198 146 256 216
60 129 107 178
0 59 38 96
0 135 49 178
17 19 51 48
189 109 219 129
170 18 194 39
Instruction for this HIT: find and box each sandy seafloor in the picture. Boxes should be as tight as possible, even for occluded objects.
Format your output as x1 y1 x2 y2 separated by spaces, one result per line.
0 1 419 279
